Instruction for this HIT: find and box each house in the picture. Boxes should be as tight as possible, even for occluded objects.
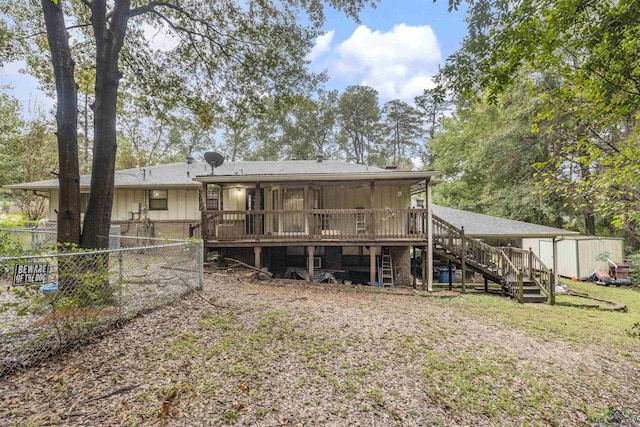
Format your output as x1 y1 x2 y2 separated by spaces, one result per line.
6 157 582 298
190 155 438 287
6 157 437 287
6 161 209 238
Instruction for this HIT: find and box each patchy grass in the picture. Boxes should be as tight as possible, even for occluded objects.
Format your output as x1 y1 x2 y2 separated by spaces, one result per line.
1 275 639 426
448 280 640 351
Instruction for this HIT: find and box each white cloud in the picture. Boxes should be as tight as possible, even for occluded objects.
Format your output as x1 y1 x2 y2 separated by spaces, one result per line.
323 24 442 102
307 30 335 62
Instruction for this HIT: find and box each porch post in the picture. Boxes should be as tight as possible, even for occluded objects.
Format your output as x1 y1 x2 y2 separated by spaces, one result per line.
254 246 262 269
307 246 315 282
370 246 377 286
426 179 433 292
254 182 262 235
201 182 208 240
421 248 427 291
304 184 310 235
369 180 375 238
412 247 417 289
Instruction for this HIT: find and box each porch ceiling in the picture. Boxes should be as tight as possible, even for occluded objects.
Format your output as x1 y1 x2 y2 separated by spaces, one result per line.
194 171 437 185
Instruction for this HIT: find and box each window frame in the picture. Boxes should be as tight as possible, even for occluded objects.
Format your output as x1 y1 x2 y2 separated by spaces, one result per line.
148 189 169 211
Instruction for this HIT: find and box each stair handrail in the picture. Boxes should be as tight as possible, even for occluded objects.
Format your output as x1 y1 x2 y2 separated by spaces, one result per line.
499 246 551 297
433 214 553 302
529 250 551 297
496 249 522 298
433 214 504 271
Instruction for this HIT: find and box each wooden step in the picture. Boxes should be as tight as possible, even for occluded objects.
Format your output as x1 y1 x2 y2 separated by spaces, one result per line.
522 285 543 295
522 294 547 303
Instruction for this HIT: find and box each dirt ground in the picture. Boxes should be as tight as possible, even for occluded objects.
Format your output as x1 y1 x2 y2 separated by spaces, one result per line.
1 272 639 426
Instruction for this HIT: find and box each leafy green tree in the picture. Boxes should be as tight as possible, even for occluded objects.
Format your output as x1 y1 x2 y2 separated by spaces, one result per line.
220 98 256 162
233 92 339 162
0 96 58 221
3 0 377 249
0 91 25 194
414 85 450 167
291 90 341 159
442 0 640 235
382 99 424 167
431 81 567 227
338 85 383 165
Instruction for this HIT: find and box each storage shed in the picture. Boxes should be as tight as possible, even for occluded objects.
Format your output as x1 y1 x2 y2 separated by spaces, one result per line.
523 236 624 279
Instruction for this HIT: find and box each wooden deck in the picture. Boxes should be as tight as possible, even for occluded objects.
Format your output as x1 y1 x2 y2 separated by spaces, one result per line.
191 207 555 304
192 208 429 246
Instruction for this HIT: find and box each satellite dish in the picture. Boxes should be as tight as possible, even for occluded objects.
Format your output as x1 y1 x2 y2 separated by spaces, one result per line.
204 152 224 175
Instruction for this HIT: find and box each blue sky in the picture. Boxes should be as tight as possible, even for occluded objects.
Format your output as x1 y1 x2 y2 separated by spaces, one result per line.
0 0 468 117
310 0 468 101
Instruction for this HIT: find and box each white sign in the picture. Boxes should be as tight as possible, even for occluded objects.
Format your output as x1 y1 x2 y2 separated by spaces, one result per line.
13 263 49 285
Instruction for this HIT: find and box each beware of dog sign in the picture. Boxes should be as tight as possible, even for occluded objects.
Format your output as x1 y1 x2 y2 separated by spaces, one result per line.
13 263 49 285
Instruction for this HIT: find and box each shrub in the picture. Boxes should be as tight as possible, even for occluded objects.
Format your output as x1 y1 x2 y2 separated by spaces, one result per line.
626 251 640 288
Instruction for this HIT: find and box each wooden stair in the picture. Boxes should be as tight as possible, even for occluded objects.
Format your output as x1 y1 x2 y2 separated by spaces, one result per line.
503 278 547 303
432 215 553 304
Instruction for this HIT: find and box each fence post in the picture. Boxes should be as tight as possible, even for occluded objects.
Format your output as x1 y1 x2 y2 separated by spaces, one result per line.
199 241 204 290
517 269 524 304
549 268 555 305
528 247 534 279
118 250 124 316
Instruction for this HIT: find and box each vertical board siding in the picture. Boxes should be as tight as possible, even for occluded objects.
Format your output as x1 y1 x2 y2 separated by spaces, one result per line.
526 237 624 279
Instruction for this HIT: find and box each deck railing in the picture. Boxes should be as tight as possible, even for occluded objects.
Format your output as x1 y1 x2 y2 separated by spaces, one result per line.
433 215 552 301
192 208 429 241
502 247 551 298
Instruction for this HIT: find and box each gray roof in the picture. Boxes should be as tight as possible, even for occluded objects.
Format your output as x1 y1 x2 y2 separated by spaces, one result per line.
6 160 437 190
5 162 210 190
433 205 578 238
197 159 389 176
194 160 437 184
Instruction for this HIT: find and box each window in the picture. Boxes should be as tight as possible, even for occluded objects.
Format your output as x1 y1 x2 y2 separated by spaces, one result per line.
205 185 220 210
149 189 168 210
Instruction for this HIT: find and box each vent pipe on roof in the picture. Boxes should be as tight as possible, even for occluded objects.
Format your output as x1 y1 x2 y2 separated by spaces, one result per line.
316 153 324 162
186 154 194 177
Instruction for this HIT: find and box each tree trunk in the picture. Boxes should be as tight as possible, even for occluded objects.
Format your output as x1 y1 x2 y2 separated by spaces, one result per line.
584 205 596 236
40 0 80 246
82 0 130 249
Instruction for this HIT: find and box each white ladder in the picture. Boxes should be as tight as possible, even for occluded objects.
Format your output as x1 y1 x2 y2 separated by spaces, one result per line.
379 247 394 287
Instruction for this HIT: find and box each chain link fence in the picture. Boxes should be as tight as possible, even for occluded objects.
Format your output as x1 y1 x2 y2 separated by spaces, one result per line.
0 228 203 377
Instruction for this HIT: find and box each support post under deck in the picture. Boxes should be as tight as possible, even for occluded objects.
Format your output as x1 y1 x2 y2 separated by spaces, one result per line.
307 246 315 282
370 246 377 286
254 247 262 269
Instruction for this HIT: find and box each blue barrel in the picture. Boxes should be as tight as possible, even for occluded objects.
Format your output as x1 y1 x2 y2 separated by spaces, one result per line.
438 268 456 283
